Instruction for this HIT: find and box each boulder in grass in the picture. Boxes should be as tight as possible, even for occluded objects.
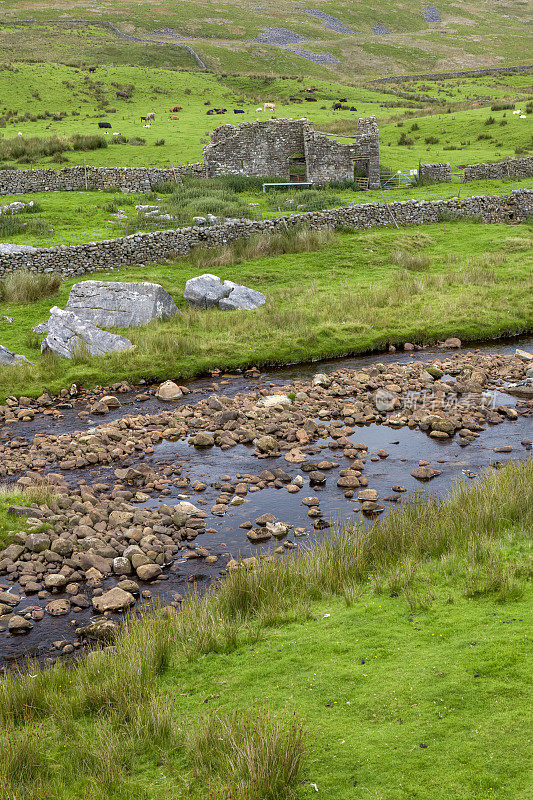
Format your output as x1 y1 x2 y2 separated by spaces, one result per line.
184 274 231 308
0 344 31 367
41 307 134 359
218 284 266 310
65 280 179 328
184 274 266 311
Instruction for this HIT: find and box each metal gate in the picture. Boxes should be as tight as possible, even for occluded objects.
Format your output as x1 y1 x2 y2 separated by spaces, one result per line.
380 169 415 189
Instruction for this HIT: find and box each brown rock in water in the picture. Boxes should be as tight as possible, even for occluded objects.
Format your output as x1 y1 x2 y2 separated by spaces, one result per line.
92 587 135 613
136 564 162 582
192 432 215 448
246 528 271 543
358 489 379 501
46 598 71 616
8 615 33 633
444 337 461 349
156 381 183 401
411 466 442 481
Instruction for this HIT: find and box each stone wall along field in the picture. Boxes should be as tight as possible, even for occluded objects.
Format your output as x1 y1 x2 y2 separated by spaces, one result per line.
0 164 206 196
461 156 533 183
419 162 452 182
0 191 530 279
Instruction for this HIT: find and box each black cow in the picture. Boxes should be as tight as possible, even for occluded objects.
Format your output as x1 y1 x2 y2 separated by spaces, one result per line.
204 101 211 106
98 122 111 129
116 91 129 99
333 103 342 111
206 109 215 115
305 97 317 102
339 98 347 102
350 106 358 112
233 109 245 114
88 67 96 73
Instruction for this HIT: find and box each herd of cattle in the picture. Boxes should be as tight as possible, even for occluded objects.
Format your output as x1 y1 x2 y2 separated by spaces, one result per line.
97 86 357 130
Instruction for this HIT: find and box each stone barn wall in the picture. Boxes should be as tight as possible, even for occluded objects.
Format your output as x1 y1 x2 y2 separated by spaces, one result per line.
203 117 381 187
419 163 452 182
203 119 307 180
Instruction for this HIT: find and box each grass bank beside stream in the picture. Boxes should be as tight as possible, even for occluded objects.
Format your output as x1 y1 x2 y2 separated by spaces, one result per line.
0 219 532 401
0 459 531 799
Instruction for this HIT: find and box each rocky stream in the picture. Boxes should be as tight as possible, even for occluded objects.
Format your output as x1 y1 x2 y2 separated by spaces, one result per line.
0 337 531 670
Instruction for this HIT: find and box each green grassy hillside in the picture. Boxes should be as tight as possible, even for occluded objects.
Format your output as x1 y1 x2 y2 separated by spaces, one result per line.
0 65 531 170
0 1 531 78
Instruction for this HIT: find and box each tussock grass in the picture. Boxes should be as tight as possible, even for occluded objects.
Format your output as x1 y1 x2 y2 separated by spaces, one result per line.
0 269 61 303
187 710 306 800
0 134 107 164
187 225 334 270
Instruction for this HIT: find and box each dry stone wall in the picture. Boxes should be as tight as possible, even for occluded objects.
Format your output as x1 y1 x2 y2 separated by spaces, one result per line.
0 191 529 279
461 157 533 183
419 162 452 182
0 164 206 196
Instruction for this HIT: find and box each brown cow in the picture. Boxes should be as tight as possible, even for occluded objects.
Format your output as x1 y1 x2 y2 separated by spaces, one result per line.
169 115 179 120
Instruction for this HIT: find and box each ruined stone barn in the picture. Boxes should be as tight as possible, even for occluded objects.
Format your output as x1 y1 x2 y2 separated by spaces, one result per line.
202 117 380 187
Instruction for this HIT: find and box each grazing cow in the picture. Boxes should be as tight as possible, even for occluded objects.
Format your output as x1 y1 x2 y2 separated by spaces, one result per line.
169 115 179 120
332 103 342 111
170 106 182 112
215 108 227 115
305 97 317 102
146 112 155 121
263 102 275 112
116 91 129 99
339 98 347 102
350 106 357 112
234 109 245 114
206 109 215 115
204 101 211 106
140 116 147 122
98 122 112 129
88 67 96 73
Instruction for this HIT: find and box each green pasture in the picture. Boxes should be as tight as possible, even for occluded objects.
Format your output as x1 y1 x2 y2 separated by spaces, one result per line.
0 64 531 172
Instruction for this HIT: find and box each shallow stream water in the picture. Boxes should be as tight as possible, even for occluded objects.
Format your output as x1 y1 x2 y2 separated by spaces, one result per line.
1 336 531 668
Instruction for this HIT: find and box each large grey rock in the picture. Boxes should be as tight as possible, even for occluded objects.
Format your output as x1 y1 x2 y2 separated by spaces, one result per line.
184 274 231 308
41 307 134 359
184 274 266 311
0 243 37 254
0 344 31 366
218 284 266 310
65 280 178 328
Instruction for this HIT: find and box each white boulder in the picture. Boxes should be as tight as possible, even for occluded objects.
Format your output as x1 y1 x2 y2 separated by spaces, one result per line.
41 307 134 359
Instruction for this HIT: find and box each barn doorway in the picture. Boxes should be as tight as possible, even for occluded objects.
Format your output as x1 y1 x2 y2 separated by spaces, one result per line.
289 154 307 182
353 158 369 190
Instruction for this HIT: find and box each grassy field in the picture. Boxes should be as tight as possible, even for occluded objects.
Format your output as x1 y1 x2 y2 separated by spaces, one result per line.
1 459 531 799
0 64 531 172
1 177 533 247
0 1 531 78
0 219 532 400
